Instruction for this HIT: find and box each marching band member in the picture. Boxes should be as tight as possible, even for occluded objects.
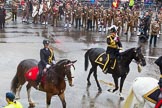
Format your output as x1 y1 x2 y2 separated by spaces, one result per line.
42 1 48 25
11 1 18 21
51 3 59 27
113 9 122 35
102 9 108 32
107 8 113 27
32 0 39 24
64 3 72 28
86 5 93 31
71 3 77 26
74 3 82 29
82 4 88 28
22 0 30 23
38 1 43 23
93 6 99 31
125 11 135 35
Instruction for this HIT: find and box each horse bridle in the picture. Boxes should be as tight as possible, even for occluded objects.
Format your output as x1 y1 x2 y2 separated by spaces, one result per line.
64 63 75 79
134 49 142 65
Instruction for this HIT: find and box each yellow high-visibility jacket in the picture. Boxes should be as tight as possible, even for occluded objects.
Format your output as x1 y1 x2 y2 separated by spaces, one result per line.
4 101 23 108
129 0 134 6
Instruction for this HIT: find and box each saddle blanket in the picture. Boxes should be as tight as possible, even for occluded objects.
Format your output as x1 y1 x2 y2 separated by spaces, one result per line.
143 86 160 104
94 53 116 71
25 66 39 81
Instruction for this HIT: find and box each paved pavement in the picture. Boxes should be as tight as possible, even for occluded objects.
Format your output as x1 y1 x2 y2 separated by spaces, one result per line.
0 14 162 108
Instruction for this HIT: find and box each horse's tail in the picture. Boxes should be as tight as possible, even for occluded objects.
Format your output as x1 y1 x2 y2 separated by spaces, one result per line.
11 73 19 94
85 49 91 71
122 87 134 108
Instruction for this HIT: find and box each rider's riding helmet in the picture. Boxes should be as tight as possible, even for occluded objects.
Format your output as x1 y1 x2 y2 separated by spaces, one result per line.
43 40 50 45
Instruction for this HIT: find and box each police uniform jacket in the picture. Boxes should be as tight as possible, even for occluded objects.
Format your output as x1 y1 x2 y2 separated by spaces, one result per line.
39 48 55 68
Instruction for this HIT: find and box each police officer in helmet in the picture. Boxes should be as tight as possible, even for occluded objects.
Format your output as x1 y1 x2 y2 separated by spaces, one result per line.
36 39 56 89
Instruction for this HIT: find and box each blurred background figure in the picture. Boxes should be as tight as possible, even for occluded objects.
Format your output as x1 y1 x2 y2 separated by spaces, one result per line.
11 1 18 22
0 4 6 29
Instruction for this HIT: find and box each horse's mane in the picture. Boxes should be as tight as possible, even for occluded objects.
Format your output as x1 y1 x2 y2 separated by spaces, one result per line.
120 48 135 56
46 59 70 85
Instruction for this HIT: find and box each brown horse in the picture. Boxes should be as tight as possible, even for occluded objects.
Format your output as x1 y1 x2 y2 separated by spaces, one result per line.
11 59 77 108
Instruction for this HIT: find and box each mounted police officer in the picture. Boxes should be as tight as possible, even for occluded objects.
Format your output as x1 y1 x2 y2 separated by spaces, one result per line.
36 40 56 89
104 25 122 73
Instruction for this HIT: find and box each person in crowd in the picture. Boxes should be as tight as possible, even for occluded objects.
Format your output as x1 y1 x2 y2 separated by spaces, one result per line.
149 19 160 47
4 92 23 108
11 1 18 21
0 4 6 29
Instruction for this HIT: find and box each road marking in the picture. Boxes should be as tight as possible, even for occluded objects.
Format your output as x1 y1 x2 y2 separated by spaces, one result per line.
144 56 158 59
99 80 115 87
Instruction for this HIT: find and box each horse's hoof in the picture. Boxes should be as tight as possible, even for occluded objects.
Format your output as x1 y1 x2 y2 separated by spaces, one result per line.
29 102 35 107
120 96 124 101
87 82 91 86
107 89 113 93
98 88 102 93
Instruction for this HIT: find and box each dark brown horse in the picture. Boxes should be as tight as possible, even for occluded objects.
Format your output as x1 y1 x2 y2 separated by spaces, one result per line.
11 59 77 108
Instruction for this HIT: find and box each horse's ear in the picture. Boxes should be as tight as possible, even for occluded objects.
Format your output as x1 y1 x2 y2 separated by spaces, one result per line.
71 60 77 64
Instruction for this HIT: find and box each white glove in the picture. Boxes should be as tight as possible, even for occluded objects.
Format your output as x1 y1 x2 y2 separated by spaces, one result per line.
52 60 56 64
46 64 51 68
114 36 119 42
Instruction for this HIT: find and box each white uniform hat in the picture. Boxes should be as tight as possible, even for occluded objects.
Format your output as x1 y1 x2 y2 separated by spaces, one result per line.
108 25 118 32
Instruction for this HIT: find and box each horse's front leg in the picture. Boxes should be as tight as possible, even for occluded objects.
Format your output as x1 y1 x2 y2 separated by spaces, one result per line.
26 83 35 107
119 75 127 100
58 92 66 108
108 75 118 93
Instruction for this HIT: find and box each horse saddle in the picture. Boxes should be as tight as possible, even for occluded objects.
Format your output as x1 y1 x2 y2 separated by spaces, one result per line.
95 53 117 72
25 66 45 83
143 86 160 104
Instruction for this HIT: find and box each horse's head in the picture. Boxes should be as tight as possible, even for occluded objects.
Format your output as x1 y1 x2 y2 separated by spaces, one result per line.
133 46 146 67
56 59 77 87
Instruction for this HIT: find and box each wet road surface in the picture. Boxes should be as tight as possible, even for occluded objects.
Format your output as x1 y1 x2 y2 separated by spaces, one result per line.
0 16 162 108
